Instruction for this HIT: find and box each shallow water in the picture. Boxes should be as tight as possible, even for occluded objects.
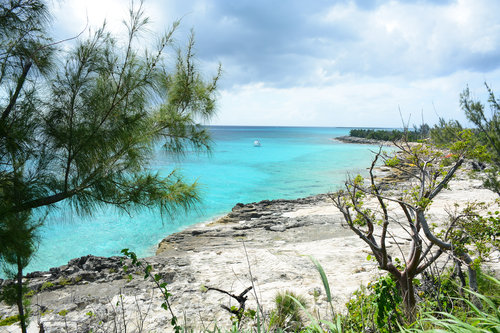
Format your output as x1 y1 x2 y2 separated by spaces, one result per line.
21 126 380 274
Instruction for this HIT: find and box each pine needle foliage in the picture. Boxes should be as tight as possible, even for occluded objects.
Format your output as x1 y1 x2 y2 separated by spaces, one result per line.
0 0 221 245
0 1 220 331
460 84 500 197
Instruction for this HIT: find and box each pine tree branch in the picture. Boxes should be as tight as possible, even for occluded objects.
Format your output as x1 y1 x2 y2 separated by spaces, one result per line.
1 61 32 122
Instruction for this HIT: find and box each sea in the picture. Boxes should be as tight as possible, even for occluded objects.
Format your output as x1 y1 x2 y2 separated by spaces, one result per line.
19 126 382 275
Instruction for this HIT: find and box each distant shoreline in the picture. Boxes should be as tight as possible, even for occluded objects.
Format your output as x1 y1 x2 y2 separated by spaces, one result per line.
333 135 394 145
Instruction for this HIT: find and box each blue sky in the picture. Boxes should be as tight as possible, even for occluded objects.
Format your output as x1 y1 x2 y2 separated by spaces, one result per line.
50 0 500 127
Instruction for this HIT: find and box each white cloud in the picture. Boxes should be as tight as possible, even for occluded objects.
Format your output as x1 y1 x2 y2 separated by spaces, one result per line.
317 0 500 78
49 0 500 127
51 0 128 36
216 68 500 127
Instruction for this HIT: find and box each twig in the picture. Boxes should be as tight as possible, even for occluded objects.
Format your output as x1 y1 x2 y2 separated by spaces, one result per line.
206 285 253 326
242 241 265 320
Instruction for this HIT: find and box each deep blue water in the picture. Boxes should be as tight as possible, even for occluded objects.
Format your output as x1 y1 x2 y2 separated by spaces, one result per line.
22 126 380 274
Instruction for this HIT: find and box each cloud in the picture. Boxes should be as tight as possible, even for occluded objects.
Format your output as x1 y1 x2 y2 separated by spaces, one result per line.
49 0 500 127
153 0 500 90
317 0 500 78
217 68 500 127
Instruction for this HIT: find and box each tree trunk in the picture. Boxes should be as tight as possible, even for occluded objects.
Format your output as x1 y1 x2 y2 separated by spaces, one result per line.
467 264 482 309
16 255 27 333
398 273 416 323
459 253 482 309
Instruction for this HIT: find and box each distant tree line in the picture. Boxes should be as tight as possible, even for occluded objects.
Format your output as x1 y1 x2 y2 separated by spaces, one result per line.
349 124 430 142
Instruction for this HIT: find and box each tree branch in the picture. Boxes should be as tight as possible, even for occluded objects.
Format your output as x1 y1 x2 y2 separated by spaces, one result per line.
428 157 464 200
1 61 32 122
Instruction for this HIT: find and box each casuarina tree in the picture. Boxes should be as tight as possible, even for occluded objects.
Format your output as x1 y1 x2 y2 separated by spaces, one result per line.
460 84 500 196
0 1 220 331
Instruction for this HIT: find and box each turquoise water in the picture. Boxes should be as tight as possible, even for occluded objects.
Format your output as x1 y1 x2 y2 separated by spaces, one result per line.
23 126 380 274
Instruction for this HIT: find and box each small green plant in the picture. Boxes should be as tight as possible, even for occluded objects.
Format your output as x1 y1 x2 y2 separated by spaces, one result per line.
372 276 403 330
58 277 71 286
121 248 180 333
40 309 52 317
58 309 68 316
269 290 308 331
312 288 320 303
24 289 36 297
0 315 20 326
344 284 376 332
344 275 403 333
40 281 54 291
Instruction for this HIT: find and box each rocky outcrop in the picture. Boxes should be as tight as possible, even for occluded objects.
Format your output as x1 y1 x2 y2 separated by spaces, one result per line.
0 255 133 295
156 194 330 254
334 135 393 145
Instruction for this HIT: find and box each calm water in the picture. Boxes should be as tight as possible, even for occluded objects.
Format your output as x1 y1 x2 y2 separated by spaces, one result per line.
23 126 380 274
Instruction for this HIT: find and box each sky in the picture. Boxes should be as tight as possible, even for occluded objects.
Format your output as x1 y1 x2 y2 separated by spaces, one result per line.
49 0 500 127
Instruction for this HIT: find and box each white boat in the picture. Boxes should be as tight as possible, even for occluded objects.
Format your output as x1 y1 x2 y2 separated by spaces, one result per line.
253 140 261 147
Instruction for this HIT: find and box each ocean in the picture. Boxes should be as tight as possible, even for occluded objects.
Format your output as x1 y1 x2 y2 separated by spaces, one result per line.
21 126 381 275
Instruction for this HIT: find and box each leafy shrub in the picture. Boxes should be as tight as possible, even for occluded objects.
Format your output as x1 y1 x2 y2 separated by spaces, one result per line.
344 275 403 333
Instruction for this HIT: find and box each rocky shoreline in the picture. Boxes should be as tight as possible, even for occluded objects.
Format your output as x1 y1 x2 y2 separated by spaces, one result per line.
1 165 499 332
156 194 332 254
333 135 393 145
1 194 356 332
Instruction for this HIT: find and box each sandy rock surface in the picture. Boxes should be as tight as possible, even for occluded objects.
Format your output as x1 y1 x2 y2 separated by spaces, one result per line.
1 167 498 332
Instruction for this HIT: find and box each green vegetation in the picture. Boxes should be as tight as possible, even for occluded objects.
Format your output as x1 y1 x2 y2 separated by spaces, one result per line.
121 248 181 332
164 259 496 332
405 275 500 333
268 290 308 331
429 118 464 146
331 90 500 332
39 281 54 291
327 84 499 332
0 0 220 331
57 309 68 317
0 315 20 326
344 275 403 332
349 124 430 142
430 84 499 196
460 84 500 196
331 138 488 320
57 277 71 286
